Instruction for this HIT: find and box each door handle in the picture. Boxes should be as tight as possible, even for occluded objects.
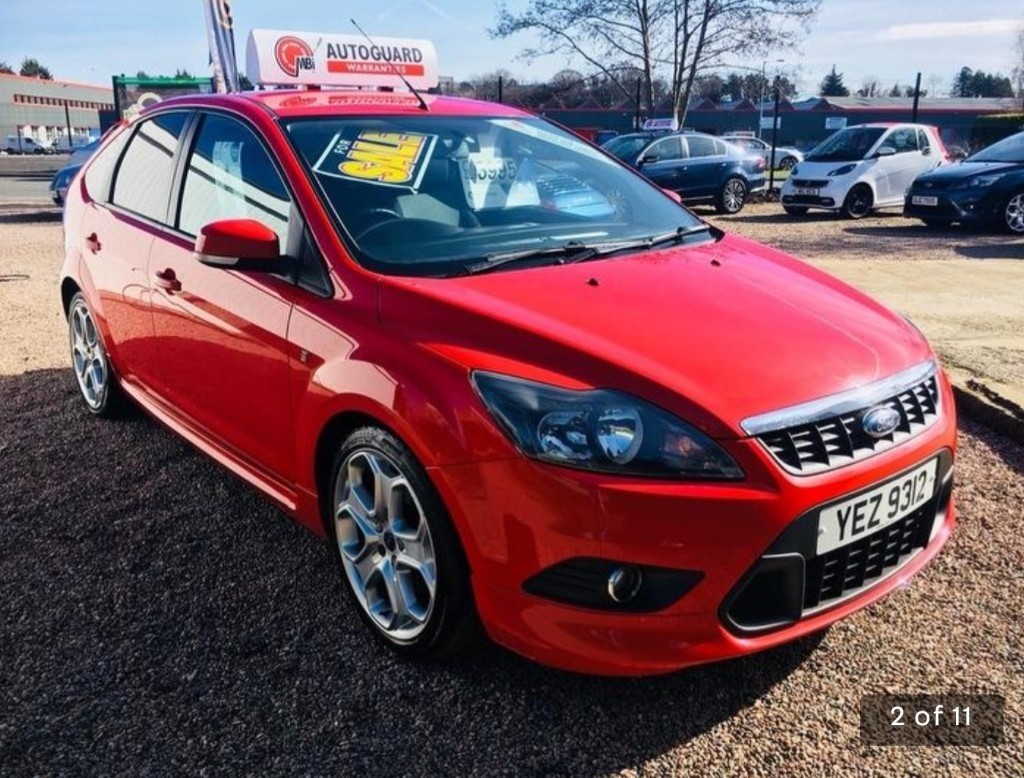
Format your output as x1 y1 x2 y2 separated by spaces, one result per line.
153 268 182 293
84 232 101 253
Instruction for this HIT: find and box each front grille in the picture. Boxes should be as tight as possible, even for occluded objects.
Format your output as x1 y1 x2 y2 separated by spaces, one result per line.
803 502 932 610
758 375 940 475
791 178 829 188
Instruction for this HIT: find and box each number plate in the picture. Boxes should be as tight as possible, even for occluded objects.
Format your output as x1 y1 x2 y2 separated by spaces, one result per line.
912 195 938 206
816 459 939 555
794 187 819 196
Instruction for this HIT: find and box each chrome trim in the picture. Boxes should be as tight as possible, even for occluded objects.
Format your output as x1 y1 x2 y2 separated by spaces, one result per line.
740 359 937 436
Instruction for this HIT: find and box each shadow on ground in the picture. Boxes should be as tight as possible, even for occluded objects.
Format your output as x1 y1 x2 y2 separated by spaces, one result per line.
0 208 61 224
0 369 823 776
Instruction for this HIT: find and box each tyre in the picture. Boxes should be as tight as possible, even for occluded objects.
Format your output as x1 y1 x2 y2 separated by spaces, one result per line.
778 156 797 170
715 177 748 214
67 292 128 417
1003 192 1024 234
841 184 873 219
783 205 809 216
327 426 479 659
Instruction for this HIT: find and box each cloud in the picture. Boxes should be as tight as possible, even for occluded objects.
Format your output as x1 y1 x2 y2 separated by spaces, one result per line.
877 19 1018 41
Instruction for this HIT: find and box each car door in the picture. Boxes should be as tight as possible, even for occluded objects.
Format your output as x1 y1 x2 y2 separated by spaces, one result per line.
876 126 923 203
78 112 190 387
148 111 298 482
681 135 726 199
636 136 686 191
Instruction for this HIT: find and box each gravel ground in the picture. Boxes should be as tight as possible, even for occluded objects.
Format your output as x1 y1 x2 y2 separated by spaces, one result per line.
1 206 1022 775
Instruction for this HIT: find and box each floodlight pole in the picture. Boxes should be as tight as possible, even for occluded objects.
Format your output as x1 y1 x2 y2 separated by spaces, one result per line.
911 72 922 123
768 79 781 195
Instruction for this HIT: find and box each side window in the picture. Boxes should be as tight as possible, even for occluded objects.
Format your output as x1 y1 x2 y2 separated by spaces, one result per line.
917 129 931 152
686 135 717 158
111 113 189 222
646 137 682 162
713 139 730 155
178 113 291 240
887 128 918 154
83 128 132 203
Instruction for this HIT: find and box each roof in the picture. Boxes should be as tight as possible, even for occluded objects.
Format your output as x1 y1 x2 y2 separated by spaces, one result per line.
154 89 531 118
818 96 1021 112
0 72 112 94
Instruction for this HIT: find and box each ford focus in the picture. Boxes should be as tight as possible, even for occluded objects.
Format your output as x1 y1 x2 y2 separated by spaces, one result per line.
57 30 957 676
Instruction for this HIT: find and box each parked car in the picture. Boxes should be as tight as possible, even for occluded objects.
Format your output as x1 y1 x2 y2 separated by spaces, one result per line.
67 138 100 168
722 134 803 170
780 123 948 218
3 135 54 155
59 36 956 676
49 164 82 206
904 130 1024 233
603 131 766 213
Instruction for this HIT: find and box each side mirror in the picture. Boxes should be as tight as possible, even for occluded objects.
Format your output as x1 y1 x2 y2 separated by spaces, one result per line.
638 154 659 167
661 188 682 204
194 218 280 270
875 146 896 157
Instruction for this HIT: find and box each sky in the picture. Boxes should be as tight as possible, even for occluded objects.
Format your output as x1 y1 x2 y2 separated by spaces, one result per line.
1 0 1022 97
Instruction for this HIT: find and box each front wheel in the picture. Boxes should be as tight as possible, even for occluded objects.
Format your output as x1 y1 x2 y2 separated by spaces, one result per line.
841 184 873 219
715 177 748 214
1003 192 1024 234
67 292 127 417
778 156 797 170
327 426 480 659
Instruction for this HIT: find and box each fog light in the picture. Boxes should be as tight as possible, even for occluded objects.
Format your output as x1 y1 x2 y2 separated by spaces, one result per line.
607 566 643 603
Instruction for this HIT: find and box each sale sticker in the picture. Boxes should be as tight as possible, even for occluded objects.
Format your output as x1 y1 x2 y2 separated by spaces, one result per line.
313 129 437 190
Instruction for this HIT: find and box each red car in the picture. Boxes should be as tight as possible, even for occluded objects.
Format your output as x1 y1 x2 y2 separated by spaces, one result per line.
58 31 956 676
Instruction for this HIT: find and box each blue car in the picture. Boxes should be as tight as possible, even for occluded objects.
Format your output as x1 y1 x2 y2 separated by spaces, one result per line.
904 130 1024 234
602 131 766 214
49 164 83 207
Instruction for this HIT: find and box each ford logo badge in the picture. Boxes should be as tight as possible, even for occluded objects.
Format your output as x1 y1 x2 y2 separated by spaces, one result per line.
862 406 901 438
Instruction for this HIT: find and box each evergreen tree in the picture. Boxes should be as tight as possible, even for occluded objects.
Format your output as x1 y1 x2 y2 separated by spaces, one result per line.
819 65 849 97
19 58 52 79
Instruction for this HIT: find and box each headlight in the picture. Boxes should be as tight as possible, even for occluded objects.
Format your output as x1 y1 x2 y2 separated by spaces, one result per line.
471 371 743 479
955 174 1004 189
828 164 856 177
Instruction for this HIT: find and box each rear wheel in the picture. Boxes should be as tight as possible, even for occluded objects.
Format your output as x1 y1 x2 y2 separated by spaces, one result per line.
841 184 873 219
783 205 809 216
67 292 127 417
715 177 748 214
1003 192 1024 234
327 426 479 659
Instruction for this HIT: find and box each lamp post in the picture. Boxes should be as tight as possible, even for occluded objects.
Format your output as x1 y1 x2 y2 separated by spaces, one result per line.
720 59 784 139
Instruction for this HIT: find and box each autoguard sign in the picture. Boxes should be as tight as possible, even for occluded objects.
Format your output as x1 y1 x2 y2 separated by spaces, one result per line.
246 29 439 90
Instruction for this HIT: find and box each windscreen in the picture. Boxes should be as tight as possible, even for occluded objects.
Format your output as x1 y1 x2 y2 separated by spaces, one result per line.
970 132 1024 163
285 116 700 276
805 127 886 162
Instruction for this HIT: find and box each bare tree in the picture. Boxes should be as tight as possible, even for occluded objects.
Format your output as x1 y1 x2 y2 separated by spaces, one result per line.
1015 24 1024 107
492 0 820 125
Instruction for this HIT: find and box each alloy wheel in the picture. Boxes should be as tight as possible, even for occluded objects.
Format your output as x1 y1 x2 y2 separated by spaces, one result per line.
1005 193 1024 233
723 179 746 213
844 186 872 219
69 299 107 410
334 449 438 641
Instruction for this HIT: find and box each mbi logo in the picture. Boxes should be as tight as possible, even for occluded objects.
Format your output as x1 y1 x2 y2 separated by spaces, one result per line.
274 36 315 77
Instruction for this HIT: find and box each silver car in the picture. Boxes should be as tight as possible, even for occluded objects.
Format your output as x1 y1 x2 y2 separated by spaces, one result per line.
723 135 803 170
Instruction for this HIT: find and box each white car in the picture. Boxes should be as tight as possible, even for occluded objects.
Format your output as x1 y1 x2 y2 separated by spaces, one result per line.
722 135 803 170
780 123 949 218
2 135 54 155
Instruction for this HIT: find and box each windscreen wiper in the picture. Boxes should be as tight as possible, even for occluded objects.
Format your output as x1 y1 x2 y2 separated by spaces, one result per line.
563 224 713 264
461 225 714 276
462 241 598 275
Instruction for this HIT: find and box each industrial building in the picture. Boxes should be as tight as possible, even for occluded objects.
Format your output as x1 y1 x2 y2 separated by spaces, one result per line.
0 73 114 151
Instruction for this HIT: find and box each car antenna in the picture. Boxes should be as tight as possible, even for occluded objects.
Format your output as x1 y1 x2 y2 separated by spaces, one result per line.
350 19 429 111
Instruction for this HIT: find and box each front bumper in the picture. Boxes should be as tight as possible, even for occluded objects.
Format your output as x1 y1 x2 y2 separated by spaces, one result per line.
903 188 1000 224
432 375 958 676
